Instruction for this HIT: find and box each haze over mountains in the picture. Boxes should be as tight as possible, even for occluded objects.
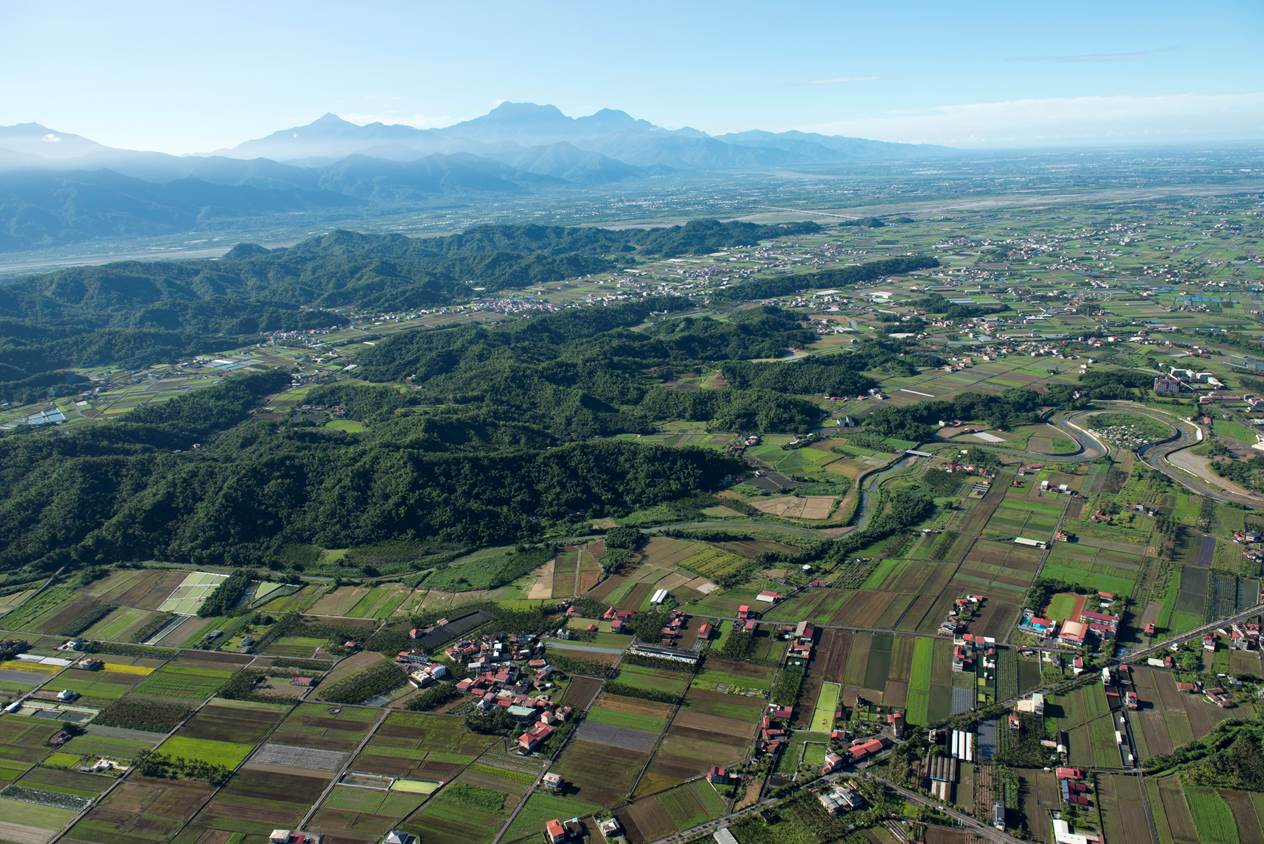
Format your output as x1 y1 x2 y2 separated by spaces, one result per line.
0 103 953 254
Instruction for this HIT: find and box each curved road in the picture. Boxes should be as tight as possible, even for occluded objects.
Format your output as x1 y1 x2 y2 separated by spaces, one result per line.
1075 402 1264 508
665 400 1258 555
926 411 1107 465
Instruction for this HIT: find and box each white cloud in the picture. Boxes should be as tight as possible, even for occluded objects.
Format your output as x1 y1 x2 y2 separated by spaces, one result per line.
804 75 880 86
803 92 1264 147
341 112 456 129
40 132 61 143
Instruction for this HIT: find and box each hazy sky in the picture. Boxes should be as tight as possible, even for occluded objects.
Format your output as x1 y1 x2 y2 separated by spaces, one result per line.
3 0 1262 153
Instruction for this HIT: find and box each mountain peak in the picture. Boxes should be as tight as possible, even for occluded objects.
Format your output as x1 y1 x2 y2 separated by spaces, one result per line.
4 122 55 133
486 102 565 119
0 122 110 159
310 113 354 127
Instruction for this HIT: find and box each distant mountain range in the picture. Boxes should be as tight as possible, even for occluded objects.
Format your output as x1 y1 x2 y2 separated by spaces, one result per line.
0 103 956 253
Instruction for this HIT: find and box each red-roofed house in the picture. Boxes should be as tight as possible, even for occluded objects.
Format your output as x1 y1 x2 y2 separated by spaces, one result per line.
848 737 884 762
1059 621 1087 646
518 723 554 753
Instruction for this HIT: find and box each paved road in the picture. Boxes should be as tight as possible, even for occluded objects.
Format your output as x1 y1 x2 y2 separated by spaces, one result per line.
543 641 626 656
880 779 1025 844
654 600 1264 844
918 410 1107 466
989 601 1264 716
1135 419 1264 508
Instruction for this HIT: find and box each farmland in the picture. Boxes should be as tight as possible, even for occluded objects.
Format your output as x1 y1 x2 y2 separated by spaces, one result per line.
2 160 1264 843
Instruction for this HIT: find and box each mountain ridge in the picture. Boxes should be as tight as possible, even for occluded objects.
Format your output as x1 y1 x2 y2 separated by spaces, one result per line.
0 102 956 253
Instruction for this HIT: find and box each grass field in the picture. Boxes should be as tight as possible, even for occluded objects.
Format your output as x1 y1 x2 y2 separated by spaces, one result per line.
810 682 841 733
1181 782 1239 844
1039 559 1136 598
613 662 692 696
586 703 670 734
1045 593 1079 620
906 637 935 725
83 606 155 641
347 584 410 619
157 735 254 768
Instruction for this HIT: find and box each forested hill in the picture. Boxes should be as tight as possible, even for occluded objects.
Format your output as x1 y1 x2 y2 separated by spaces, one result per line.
0 368 739 576
0 294 951 577
0 219 818 402
1 220 818 320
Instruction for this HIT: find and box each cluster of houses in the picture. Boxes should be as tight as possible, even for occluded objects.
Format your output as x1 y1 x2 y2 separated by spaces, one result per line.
951 632 997 676
940 456 996 479
394 651 449 688
541 816 622 843
266 830 320 844
735 603 760 634
754 704 794 759
1232 531 1264 570
821 736 887 775
815 784 867 815
938 594 986 638
1052 815 1100 844
1056 767 1093 810
781 621 815 668
1038 479 1078 497
422 630 576 753
1169 367 1225 389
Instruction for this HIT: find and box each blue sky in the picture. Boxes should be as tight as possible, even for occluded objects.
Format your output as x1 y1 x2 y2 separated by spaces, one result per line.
2 0 1262 153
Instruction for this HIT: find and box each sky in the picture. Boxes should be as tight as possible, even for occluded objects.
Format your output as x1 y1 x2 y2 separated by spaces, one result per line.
2 0 1262 153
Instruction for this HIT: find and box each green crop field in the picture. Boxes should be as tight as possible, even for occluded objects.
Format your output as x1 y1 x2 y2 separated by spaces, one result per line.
157 571 228 614
810 682 841 733
134 662 236 700
613 662 692 696
906 637 935 725
586 703 671 734
157 735 254 768
1183 784 1240 844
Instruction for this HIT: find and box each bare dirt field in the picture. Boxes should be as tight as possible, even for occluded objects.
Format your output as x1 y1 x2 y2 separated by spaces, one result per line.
560 675 603 710
618 795 676 842
751 495 837 519
526 558 555 600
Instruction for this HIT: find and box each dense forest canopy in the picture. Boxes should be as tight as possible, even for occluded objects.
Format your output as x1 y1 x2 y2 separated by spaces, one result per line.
0 278 973 579
0 219 817 401
0 370 738 578
0 221 978 580
353 298 849 440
